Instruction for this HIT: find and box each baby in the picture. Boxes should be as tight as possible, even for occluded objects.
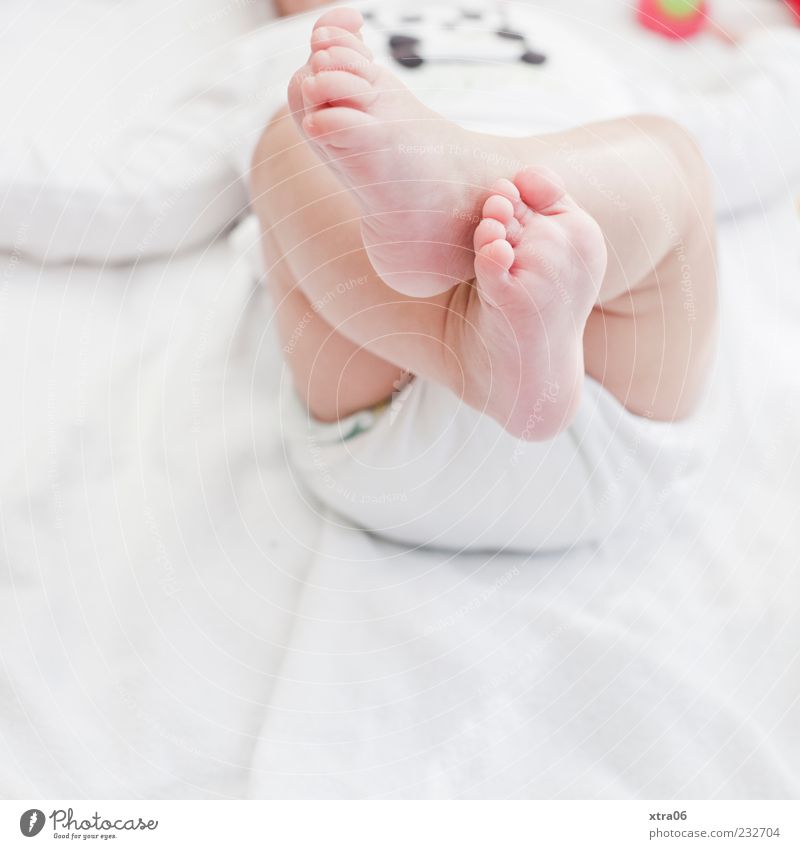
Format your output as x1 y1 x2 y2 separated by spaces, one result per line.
250 4 719 549
253 6 716 437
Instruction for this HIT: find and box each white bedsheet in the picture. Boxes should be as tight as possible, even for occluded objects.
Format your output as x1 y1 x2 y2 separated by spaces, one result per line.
0 224 319 797
1 0 799 800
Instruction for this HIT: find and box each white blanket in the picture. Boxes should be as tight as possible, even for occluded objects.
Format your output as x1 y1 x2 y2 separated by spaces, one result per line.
1 0 799 799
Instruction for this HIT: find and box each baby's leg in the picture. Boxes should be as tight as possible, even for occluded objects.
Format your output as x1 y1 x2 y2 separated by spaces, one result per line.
287 10 714 305
254 110 465 424
264 227 405 423
277 8 717 422
253 98 715 437
254 111 606 439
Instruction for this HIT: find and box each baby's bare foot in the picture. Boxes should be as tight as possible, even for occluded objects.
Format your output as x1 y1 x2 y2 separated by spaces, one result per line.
287 7 516 297
287 8 606 438
464 168 607 440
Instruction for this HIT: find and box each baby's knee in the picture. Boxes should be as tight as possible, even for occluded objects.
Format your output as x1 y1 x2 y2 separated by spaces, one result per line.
637 115 715 224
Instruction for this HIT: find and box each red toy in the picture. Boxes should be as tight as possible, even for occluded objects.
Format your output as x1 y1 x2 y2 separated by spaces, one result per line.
637 0 708 39
638 0 800 40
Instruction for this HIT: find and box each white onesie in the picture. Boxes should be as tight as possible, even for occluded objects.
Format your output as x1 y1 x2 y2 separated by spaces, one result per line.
281 374 701 553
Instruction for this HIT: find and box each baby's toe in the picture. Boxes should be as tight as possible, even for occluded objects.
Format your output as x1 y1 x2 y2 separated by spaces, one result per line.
311 25 372 58
310 46 378 81
482 194 515 225
491 177 521 203
312 7 364 36
302 106 376 146
484 238 515 270
301 70 377 110
482 192 529 244
475 239 515 296
473 217 507 252
514 167 568 214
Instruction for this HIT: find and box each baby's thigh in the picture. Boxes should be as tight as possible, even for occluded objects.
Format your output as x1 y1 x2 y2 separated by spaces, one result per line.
266 235 405 423
584 220 717 422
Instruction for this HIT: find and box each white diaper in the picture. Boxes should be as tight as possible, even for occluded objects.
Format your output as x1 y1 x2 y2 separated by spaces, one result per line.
280 375 701 554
